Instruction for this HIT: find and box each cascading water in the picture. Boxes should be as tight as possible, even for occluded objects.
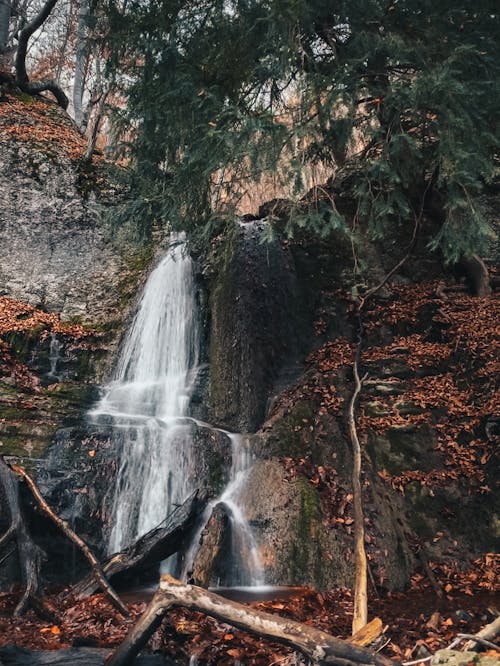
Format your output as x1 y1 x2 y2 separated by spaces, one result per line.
91 236 200 555
181 427 264 586
217 434 264 586
91 235 263 585
47 332 62 381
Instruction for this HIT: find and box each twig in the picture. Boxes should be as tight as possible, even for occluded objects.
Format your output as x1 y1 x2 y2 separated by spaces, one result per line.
416 548 443 599
462 615 500 651
360 211 420 308
402 621 500 665
456 635 499 652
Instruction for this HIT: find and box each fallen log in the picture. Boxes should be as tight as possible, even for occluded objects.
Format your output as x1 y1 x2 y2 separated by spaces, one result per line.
351 618 384 647
0 456 48 617
72 489 207 598
0 645 175 666
107 574 397 666
9 462 128 616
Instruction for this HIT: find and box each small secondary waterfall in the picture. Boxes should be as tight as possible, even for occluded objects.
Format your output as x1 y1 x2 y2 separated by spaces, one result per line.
217 434 263 586
91 236 263 585
47 332 62 381
181 428 264 586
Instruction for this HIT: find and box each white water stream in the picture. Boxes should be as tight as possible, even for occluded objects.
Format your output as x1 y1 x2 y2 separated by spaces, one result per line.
90 236 263 584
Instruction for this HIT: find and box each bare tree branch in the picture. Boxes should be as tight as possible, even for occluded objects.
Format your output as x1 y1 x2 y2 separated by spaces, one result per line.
348 212 421 634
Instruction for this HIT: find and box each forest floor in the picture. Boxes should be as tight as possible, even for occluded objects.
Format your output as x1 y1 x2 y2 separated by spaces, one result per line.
1 557 498 665
1 280 498 664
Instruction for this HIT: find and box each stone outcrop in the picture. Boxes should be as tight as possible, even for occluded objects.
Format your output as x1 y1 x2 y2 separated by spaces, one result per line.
0 93 497 596
200 215 498 591
0 95 145 325
205 220 308 432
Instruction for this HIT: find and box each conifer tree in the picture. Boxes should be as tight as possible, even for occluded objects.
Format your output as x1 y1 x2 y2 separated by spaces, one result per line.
102 0 499 260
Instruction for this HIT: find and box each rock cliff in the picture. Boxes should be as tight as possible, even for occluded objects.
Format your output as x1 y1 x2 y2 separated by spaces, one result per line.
0 92 497 596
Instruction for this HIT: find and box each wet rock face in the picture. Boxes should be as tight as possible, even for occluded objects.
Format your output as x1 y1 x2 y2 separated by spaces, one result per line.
207 221 309 432
236 451 415 591
191 503 231 587
234 459 340 588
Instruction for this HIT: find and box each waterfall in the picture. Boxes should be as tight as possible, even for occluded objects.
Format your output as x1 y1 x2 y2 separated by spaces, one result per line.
218 434 264 586
181 428 264 586
91 235 263 585
47 332 62 381
91 236 200 554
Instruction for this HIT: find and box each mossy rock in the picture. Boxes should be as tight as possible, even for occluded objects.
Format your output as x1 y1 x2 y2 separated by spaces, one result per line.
288 476 324 585
367 424 438 475
393 400 426 415
265 400 316 458
405 480 499 550
364 401 389 417
0 426 55 458
117 244 155 307
48 381 99 407
4 328 46 363
207 221 308 431
432 650 500 666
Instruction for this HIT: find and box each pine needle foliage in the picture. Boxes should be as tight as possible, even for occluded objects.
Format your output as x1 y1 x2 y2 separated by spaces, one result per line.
100 0 499 258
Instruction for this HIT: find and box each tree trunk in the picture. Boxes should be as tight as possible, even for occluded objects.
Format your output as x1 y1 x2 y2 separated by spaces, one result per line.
14 0 69 108
82 84 107 162
107 575 397 666
347 333 368 634
73 0 87 128
71 489 207 598
0 457 46 617
0 0 11 54
459 254 491 297
345 215 421 634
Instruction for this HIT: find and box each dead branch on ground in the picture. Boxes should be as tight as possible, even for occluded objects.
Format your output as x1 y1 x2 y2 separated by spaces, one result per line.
107 574 397 666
